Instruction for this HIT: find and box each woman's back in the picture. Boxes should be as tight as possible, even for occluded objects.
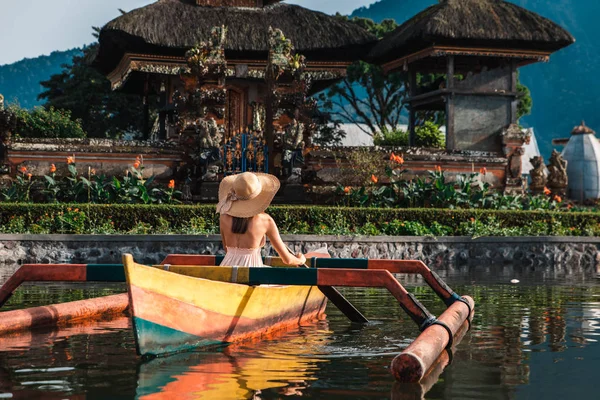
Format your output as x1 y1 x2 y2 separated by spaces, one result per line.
219 213 268 250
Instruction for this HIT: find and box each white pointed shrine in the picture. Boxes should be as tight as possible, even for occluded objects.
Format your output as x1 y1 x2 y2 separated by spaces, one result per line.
562 121 600 202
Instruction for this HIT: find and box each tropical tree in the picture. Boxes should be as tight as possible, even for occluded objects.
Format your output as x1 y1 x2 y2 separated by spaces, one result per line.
38 27 147 139
319 17 403 136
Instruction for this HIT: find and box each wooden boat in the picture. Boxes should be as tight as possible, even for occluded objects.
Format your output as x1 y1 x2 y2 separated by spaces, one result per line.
123 254 328 357
2 253 473 382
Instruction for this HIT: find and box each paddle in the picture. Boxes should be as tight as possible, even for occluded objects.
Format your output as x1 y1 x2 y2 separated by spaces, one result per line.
287 245 369 324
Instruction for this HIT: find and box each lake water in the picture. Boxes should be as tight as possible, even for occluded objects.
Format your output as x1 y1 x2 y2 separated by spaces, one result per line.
0 266 599 399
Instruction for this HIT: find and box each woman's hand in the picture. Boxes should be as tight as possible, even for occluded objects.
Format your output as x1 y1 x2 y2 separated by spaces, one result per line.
295 253 307 266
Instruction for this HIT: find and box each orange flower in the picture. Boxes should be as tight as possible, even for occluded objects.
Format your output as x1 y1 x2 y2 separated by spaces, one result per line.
479 167 487 176
27 173 32 179
543 187 551 195
18 166 27 174
390 152 404 164
470 217 475 222
371 175 378 184
67 156 75 164
90 168 96 175
50 164 56 173
567 203 573 210
168 179 175 189
133 161 141 169
434 165 442 173
344 186 351 194
553 195 562 203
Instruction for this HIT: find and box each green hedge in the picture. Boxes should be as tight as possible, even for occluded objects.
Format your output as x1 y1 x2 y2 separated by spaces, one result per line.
0 204 598 236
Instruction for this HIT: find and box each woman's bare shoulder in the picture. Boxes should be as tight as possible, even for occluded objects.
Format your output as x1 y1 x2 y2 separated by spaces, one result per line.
257 213 274 224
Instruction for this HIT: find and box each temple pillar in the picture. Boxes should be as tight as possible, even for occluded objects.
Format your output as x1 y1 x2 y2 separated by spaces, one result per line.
142 75 150 140
408 68 417 147
445 56 456 151
510 60 518 124
158 82 167 141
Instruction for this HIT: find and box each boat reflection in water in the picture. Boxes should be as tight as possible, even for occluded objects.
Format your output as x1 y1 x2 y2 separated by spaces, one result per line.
136 327 332 400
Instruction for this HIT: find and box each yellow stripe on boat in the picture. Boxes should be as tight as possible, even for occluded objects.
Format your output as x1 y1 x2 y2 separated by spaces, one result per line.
153 265 251 284
125 257 321 320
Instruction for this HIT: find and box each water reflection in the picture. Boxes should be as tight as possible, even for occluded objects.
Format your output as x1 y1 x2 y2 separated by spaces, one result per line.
137 342 328 399
0 268 600 399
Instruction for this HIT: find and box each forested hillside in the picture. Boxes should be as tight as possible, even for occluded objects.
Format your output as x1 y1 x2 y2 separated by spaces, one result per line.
0 48 82 108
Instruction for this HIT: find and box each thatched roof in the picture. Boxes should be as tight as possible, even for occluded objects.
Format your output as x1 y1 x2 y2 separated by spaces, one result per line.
370 0 575 63
95 0 376 73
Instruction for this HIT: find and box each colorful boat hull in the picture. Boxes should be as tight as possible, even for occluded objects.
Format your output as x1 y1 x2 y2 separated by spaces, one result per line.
123 255 328 357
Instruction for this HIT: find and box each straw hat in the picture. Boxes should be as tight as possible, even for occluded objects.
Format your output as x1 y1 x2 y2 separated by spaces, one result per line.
216 172 280 217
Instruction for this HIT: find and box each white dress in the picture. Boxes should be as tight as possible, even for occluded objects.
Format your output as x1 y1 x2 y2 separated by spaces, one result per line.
220 235 266 267
220 246 264 268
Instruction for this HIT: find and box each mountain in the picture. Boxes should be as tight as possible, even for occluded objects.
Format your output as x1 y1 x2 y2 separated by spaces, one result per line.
352 0 600 158
0 48 82 109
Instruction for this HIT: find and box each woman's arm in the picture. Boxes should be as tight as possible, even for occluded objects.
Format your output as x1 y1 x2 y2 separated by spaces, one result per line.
219 214 227 250
265 215 306 266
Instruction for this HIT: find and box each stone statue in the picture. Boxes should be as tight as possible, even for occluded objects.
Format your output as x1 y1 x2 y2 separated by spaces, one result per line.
287 167 302 184
201 164 220 182
284 118 305 151
547 150 568 195
280 110 306 178
197 118 222 149
502 124 531 194
529 156 547 194
507 147 524 180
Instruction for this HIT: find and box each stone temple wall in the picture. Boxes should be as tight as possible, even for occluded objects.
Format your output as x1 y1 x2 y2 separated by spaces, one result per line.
0 235 598 280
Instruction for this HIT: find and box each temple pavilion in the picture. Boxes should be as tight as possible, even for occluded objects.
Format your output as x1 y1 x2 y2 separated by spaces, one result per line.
366 0 574 192
13 0 571 197
93 0 376 141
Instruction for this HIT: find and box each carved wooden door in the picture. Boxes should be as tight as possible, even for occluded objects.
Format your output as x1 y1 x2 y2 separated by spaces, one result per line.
226 88 243 139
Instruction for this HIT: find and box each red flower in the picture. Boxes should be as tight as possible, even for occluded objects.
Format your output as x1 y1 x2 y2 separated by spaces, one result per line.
18 166 27 174
344 186 351 194
168 179 175 189
370 175 378 184
543 187 551 195
479 167 487 176
133 161 141 169
50 164 57 173
553 195 562 203
434 165 442 173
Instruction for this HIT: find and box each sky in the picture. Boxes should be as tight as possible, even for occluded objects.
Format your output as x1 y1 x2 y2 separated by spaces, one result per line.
0 0 373 66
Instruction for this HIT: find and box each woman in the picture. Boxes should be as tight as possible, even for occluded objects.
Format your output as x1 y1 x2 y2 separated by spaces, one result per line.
216 172 306 267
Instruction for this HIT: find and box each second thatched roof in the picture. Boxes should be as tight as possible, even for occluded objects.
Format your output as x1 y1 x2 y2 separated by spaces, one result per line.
95 0 377 73
370 0 575 63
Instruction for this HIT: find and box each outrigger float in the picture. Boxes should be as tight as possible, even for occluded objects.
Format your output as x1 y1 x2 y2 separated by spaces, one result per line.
0 254 474 383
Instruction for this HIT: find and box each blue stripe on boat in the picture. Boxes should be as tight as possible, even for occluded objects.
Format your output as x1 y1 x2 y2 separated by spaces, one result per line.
133 317 224 357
